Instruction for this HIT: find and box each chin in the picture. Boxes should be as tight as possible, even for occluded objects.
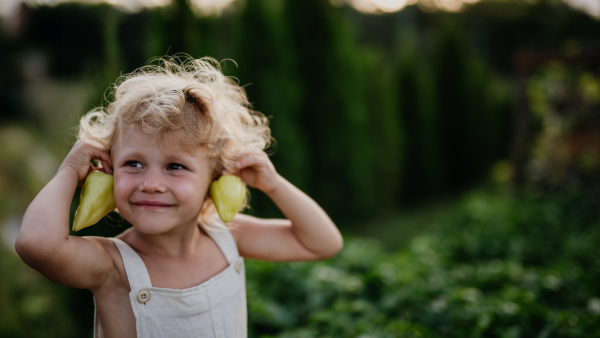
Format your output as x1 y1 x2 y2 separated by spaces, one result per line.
120 213 174 234
130 222 176 235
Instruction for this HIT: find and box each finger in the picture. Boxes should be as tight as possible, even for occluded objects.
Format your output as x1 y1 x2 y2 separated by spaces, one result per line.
236 154 262 169
79 164 94 186
87 146 113 173
92 148 112 168
105 153 113 169
100 159 113 175
86 163 93 175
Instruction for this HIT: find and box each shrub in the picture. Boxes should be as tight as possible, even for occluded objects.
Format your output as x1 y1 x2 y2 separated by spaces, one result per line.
246 190 600 337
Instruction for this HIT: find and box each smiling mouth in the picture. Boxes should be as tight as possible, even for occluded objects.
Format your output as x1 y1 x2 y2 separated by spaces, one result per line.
132 201 174 209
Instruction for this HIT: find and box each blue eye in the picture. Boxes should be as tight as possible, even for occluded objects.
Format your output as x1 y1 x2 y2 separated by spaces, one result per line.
168 163 185 170
125 161 143 168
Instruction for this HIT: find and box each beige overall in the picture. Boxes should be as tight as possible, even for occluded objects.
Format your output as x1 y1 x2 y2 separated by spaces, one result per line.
94 227 247 338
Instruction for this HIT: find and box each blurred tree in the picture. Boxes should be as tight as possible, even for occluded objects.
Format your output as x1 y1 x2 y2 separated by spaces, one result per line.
359 46 403 210
231 0 307 218
2 0 600 336
432 16 509 193
12 0 596 220
283 0 386 219
25 4 106 77
395 25 441 203
0 17 26 122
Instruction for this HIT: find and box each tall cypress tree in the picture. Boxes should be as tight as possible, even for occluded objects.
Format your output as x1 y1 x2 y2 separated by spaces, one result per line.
360 46 404 210
395 25 441 203
432 17 479 192
432 16 510 193
231 0 307 218
283 0 380 220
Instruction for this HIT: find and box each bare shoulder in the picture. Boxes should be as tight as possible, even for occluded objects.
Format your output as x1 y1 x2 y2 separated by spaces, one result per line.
86 236 123 268
83 235 130 294
228 214 323 262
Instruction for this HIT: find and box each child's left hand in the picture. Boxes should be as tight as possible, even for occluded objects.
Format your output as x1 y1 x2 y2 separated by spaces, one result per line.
225 151 280 194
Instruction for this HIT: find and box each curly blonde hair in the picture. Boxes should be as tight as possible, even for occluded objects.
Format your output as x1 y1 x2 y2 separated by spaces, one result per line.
77 55 272 229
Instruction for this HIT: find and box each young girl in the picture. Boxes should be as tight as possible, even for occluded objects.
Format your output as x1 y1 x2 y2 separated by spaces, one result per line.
15 56 343 338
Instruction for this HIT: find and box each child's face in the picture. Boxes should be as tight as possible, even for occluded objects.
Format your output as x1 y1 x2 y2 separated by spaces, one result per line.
111 128 212 235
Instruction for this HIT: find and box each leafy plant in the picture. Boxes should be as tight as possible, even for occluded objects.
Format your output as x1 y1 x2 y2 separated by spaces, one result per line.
246 190 600 337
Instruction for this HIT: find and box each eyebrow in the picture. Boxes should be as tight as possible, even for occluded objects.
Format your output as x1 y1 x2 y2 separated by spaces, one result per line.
116 151 146 160
118 150 197 164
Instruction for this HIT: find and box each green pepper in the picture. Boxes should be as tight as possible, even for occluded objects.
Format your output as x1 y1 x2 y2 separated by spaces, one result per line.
72 171 116 232
210 175 245 223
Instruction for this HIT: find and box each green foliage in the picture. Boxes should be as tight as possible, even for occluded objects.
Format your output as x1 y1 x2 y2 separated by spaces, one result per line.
3 1 600 336
245 190 600 337
7 0 520 221
526 63 600 191
0 249 81 338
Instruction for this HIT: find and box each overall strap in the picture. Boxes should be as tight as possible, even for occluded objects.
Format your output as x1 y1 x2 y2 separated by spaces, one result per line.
109 238 153 289
203 223 239 264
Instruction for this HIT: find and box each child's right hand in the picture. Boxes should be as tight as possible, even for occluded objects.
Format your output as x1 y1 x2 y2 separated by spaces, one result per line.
59 140 113 184
17 141 118 292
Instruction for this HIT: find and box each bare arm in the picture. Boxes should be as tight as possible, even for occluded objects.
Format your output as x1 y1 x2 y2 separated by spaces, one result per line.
229 152 343 261
15 141 116 291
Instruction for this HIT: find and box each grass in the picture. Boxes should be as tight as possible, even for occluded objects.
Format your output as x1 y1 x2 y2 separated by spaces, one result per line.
344 197 461 252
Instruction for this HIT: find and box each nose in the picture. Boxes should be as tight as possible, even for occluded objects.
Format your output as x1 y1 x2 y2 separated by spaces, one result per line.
140 167 167 193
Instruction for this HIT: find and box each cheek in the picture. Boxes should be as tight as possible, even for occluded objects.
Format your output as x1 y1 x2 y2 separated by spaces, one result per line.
175 179 209 203
113 176 135 208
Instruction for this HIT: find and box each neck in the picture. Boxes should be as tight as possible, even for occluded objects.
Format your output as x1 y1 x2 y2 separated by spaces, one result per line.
130 221 204 258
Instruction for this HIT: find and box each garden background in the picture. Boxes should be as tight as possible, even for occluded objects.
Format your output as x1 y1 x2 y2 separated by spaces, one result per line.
1 0 600 336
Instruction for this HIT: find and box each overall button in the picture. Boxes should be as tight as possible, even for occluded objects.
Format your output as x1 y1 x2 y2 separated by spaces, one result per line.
137 290 150 304
235 259 243 273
